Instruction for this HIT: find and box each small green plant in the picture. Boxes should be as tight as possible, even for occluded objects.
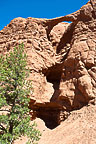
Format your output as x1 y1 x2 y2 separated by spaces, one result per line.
0 43 41 144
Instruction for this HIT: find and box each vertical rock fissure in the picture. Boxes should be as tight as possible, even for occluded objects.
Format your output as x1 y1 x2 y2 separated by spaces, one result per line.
56 22 76 54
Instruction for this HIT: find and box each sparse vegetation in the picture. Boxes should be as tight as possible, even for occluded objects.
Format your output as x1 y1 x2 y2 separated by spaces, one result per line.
0 43 41 144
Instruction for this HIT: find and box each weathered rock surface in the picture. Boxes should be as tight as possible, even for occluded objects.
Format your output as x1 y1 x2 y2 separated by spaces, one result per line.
39 105 96 144
0 0 96 143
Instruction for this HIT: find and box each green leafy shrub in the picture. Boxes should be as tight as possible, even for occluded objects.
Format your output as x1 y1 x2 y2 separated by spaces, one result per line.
0 43 41 144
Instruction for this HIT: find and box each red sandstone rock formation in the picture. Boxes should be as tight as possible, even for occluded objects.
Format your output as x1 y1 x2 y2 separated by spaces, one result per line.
0 0 96 143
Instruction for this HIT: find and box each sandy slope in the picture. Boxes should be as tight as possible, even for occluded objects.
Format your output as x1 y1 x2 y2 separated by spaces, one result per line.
38 104 96 144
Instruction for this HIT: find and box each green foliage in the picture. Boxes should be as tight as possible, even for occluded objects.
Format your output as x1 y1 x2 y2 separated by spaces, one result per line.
0 44 41 144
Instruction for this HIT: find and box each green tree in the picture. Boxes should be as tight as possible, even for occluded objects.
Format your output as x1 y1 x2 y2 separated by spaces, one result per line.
0 44 41 144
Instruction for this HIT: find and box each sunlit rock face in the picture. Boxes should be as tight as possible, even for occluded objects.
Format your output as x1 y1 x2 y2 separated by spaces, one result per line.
1 0 96 143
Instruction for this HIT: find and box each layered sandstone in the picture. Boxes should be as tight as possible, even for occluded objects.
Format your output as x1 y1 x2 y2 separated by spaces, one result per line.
0 0 96 143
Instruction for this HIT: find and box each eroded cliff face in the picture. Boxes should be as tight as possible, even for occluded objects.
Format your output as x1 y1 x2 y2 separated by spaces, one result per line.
0 0 96 142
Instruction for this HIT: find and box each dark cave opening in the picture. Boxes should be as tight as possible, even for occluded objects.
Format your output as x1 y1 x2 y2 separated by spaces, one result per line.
44 63 63 102
36 108 60 129
37 63 64 129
